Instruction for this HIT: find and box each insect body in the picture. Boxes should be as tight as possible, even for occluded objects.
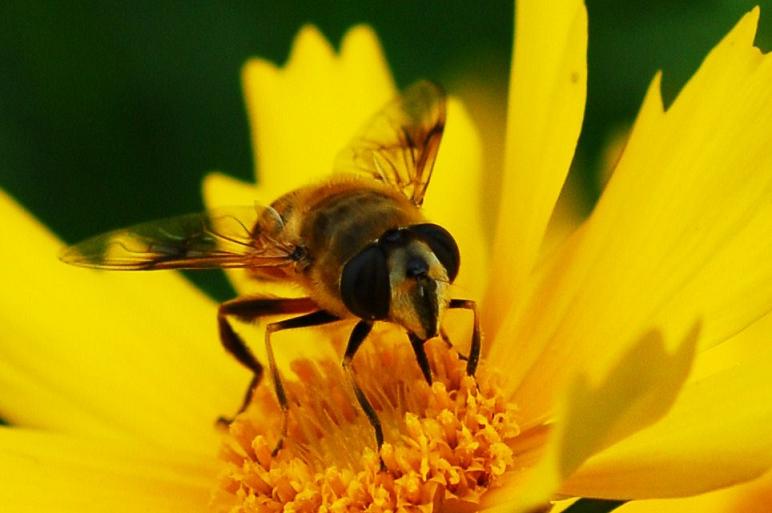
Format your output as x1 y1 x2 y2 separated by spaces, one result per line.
61 81 481 452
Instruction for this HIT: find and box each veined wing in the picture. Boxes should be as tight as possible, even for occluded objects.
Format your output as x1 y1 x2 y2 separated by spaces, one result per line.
334 80 447 207
60 206 296 270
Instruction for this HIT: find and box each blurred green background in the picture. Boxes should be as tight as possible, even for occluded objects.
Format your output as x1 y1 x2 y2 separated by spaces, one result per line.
1 0 770 300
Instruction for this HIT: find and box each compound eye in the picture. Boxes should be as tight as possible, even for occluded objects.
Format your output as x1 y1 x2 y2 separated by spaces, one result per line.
408 224 460 282
340 244 391 320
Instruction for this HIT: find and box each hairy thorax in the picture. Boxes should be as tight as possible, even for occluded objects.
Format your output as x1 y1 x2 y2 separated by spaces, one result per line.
270 176 424 317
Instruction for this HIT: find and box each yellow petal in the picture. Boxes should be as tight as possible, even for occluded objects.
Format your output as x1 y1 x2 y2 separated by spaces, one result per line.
0 358 117 439
617 471 772 513
554 325 699 479
0 190 244 453
484 0 587 336
0 427 212 513
491 9 772 426
242 24 394 199
689 305 772 384
483 326 698 513
562 335 772 498
651 199 772 354
203 170 262 206
540 173 588 260
450 79 508 243
489 72 663 414
422 98 488 300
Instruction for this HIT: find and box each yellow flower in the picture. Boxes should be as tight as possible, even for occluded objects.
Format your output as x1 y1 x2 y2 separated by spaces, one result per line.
3 2 772 513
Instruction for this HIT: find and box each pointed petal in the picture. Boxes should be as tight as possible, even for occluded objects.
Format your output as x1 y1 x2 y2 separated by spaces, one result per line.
242 25 395 199
482 326 698 512
490 9 772 426
562 336 772 498
483 0 587 336
488 72 664 412
0 427 212 513
0 190 244 453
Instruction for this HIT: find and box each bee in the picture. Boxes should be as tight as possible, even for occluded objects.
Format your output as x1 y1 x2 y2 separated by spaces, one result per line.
61 81 480 452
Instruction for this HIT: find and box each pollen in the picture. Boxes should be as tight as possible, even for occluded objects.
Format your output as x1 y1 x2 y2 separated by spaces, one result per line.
212 328 520 513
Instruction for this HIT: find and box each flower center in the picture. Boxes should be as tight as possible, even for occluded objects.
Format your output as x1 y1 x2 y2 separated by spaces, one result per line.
212 326 520 512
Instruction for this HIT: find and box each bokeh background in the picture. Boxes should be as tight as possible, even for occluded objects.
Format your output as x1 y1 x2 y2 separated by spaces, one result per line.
1 0 770 300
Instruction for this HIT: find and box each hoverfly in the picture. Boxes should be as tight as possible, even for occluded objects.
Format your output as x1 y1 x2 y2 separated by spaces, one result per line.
61 81 480 453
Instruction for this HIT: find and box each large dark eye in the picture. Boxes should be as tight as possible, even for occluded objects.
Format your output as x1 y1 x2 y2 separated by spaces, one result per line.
408 224 460 282
340 244 391 320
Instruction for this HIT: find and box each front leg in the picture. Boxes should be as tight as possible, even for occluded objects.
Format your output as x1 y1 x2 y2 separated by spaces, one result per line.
411 299 481 385
341 321 383 449
448 299 481 375
408 332 433 384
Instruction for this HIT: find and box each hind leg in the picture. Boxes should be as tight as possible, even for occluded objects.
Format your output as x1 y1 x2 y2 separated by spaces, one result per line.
216 296 318 424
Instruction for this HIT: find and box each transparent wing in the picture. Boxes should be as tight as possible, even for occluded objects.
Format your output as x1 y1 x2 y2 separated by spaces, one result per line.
60 206 297 270
334 80 447 206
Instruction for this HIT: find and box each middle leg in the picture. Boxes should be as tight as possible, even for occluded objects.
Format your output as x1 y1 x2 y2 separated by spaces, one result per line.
265 310 340 454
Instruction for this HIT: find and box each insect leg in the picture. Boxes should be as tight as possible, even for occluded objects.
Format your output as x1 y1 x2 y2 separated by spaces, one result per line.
408 332 433 384
448 299 481 375
341 321 382 449
217 296 318 424
439 327 468 361
265 310 340 455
